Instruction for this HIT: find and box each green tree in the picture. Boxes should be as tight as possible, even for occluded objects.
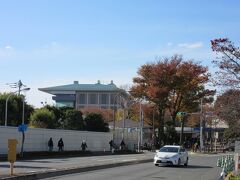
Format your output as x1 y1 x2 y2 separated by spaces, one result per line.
62 109 84 130
44 105 68 128
30 108 56 128
0 93 34 126
84 113 109 132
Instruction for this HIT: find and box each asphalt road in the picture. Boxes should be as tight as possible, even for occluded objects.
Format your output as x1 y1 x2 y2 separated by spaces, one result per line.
0 152 153 179
44 154 223 180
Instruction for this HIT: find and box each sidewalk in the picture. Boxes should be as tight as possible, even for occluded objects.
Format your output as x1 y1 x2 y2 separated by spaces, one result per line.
0 151 154 180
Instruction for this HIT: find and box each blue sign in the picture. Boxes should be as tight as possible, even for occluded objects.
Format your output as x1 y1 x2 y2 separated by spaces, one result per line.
194 127 225 132
18 124 28 132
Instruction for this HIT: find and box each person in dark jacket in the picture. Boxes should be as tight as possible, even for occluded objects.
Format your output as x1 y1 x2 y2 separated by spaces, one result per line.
58 138 64 151
109 140 114 151
81 140 87 151
120 140 125 150
48 137 53 152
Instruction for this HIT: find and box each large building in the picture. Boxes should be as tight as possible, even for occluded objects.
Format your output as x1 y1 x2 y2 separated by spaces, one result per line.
39 80 126 110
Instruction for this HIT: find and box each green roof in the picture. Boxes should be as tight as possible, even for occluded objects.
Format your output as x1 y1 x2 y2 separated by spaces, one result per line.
39 81 122 93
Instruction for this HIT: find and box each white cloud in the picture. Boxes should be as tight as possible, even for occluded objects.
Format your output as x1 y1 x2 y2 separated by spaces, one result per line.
177 42 203 49
167 42 173 46
5 45 12 49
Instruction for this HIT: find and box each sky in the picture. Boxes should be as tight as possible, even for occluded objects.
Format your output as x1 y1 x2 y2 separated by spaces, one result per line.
0 0 240 107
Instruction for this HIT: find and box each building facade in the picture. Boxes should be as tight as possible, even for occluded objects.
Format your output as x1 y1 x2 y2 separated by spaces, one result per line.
39 80 125 110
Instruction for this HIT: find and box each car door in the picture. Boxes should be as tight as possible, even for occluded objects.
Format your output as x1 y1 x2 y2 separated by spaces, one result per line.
179 147 187 163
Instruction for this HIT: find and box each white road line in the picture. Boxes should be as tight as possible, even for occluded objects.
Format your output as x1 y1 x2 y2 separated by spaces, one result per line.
97 158 118 162
122 159 137 161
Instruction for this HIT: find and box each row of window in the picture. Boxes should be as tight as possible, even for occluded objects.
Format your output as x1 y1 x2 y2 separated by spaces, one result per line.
78 93 118 105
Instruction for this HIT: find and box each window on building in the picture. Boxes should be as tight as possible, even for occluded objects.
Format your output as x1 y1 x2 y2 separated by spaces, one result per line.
100 94 108 105
79 94 86 104
56 101 74 108
89 93 98 104
110 94 117 105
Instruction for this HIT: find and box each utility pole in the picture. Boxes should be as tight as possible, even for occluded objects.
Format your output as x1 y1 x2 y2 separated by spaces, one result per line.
7 80 26 95
138 102 144 152
152 109 155 150
200 98 204 152
17 80 23 95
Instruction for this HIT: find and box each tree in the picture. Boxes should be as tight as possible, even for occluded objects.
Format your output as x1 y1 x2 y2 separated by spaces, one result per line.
130 55 214 146
44 105 66 128
81 107 113 123
0 93 34 126
211 38 240 87
165 120 178 145
30 108 56 128
62 109 84 130
84 113 109 132
214 89 240 139
131 57 176 145
166 60 215 125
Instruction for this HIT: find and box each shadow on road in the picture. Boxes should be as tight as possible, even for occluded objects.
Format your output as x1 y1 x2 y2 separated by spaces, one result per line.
20 158 70 163
159 165 213 169
20 160 54 163
0 164 50 169
184 165 213 169
151 177 166 179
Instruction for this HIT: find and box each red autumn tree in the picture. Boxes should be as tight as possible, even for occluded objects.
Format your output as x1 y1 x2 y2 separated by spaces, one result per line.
130 55 214 146
211 38 240 87
214 89 240 139
167 60 215 125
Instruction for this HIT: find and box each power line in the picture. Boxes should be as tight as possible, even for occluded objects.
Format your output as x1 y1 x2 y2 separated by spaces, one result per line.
6 80 27 95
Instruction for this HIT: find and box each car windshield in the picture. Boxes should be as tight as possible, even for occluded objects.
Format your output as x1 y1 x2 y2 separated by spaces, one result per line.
159 147 179 153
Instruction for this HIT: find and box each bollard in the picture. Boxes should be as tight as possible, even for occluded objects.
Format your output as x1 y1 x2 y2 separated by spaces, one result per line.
8 139 18 175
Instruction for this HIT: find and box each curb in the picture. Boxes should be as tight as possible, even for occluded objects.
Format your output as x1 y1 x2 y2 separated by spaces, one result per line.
1 159 152 180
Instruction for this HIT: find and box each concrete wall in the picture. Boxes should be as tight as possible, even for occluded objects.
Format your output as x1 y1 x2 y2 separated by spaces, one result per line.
0 126 113 154
113 129 138 150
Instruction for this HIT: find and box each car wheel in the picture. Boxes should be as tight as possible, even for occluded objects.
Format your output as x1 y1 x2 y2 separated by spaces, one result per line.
184 157 188 166
177 158 181 166
155 164 159 167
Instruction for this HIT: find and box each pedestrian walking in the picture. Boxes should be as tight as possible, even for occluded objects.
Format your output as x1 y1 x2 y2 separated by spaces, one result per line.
120 140 125 150
109 140 114 151
48 137 53 152
58 138 64 151
81 140 87 151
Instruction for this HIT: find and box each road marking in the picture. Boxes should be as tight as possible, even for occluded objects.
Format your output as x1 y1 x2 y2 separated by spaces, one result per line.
97 158 138 162
122 159 137 161
97 158 118 162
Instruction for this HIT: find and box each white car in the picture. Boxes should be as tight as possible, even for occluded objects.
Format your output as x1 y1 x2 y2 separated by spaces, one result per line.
154 145 188 166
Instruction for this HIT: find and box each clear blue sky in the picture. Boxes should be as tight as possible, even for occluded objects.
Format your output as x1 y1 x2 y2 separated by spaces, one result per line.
0 0 239 107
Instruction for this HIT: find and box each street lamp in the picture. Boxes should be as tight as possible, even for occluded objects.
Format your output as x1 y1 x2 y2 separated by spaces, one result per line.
5 88 30 126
